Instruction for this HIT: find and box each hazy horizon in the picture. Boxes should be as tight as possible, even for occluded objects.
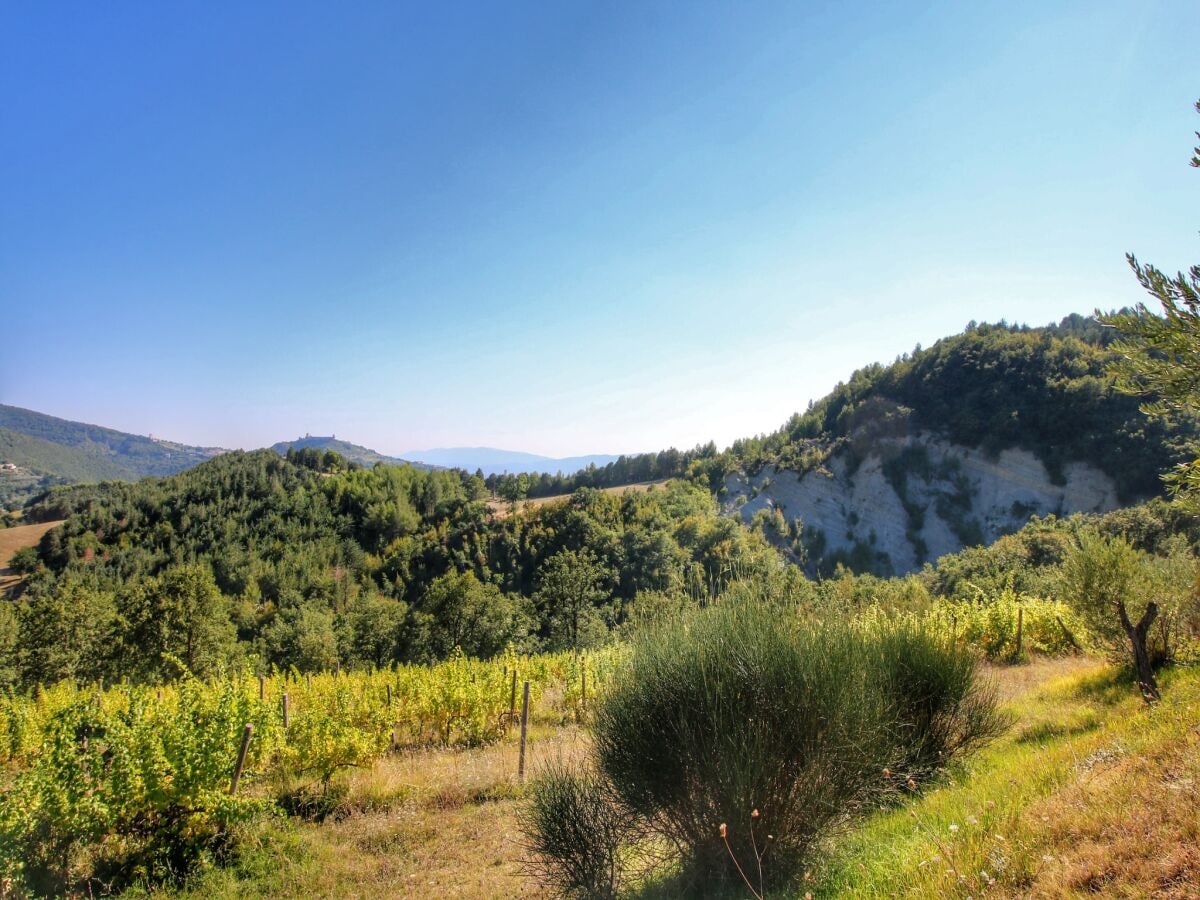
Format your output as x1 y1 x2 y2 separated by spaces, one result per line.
4 1 1198 457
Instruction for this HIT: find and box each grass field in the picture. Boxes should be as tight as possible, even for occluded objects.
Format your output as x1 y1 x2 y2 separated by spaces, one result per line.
150 655 1200 899
485 481 669 518
0 519 61 595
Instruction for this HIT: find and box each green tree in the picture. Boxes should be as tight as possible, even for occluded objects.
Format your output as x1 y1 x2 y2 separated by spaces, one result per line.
1059 531 1162 701
119 565 237 681
261 598 340 672
534 549 613 654
1100 100 1200 508
343 594 408 667
18 578 116 685
412 571 532 660
0 600 20 689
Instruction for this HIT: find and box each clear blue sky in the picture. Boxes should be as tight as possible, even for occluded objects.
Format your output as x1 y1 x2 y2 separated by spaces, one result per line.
2 1 1197 457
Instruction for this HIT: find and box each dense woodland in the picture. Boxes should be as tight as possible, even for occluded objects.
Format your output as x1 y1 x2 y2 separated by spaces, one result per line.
1 449 776 687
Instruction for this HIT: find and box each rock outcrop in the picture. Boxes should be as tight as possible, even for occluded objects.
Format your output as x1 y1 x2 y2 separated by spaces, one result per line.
722 431 1120 574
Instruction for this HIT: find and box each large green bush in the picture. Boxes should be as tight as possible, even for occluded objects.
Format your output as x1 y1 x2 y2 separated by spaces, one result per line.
567 597 1001 890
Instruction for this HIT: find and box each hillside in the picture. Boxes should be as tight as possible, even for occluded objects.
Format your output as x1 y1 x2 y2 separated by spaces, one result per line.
477 316 1195 575
270 435 433 470
406 446 621 476
0 404 225 507
719 316 1196 575
10 449 775 684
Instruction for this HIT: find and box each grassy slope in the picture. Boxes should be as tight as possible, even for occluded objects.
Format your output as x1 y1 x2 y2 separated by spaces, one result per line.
0 428 134 482
816 658 1200 898
146 657 1199 899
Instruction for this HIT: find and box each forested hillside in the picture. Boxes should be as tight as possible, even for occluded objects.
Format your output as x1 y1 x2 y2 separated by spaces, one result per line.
478 316 1195 576
270 435 431 470
2 450 776 687
0 405 225 507
488 315 1190 502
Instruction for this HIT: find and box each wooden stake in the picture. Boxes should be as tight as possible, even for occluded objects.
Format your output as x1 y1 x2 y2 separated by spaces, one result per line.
386 684 393 707
1015 607 1024 660
230 724 254 795
282 693 290 729
518 681 531 782
509 669 518 720
258 675 266 701
306 673 312 690
581 659 587 715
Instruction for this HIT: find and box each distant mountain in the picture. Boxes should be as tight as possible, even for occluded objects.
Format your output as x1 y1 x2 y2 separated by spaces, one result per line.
0 404 227 508
405 447 622 476
270 436 434 470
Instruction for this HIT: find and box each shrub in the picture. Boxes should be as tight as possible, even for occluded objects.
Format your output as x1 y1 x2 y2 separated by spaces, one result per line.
519 761 639 899
591 602 883 888
579 596 1003 890
869 619 1008 782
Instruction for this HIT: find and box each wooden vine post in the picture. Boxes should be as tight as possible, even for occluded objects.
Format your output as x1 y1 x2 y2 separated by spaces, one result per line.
282 692 290 729
230 724 254 795
1015 607 1024 660
517 681 531 782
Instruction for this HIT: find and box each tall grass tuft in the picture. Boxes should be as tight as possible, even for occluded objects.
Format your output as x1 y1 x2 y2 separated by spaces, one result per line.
518 760 640 899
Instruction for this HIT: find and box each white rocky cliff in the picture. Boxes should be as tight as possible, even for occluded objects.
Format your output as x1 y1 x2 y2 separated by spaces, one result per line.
722 431 1120 574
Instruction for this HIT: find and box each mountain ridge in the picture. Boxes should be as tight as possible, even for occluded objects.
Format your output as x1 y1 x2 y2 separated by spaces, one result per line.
404 446 622 476
269 436 434 471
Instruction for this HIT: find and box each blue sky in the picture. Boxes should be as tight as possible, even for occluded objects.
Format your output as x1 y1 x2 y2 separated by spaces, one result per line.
2 1 1198 457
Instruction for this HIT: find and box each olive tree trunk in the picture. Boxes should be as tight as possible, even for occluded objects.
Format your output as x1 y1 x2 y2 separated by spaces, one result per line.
1118 600 1160 703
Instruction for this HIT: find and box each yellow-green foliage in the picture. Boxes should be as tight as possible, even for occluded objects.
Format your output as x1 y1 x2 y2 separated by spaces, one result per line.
939 587 1089 659
855 586 1088 660
0 646 621 893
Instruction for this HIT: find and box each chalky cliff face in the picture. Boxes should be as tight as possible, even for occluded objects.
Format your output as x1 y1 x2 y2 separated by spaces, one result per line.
723 431 1120 575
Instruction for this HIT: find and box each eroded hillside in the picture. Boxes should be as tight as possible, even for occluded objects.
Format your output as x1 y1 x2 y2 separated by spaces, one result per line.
725 428 1121 575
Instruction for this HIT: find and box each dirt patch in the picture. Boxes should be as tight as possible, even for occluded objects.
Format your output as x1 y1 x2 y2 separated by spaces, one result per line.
0 519 63 595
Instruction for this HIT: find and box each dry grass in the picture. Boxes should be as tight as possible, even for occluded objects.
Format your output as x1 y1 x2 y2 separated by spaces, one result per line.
168 723 591 899
0 519 61 595
1023 699 1200 898
486 481 668 519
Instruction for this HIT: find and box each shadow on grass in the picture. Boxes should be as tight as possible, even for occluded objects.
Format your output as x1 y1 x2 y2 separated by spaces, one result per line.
1015 708 1102 744
1062 665 1134 706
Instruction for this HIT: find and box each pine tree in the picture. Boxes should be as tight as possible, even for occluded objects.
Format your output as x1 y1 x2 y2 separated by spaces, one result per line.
1101 100 1200 508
